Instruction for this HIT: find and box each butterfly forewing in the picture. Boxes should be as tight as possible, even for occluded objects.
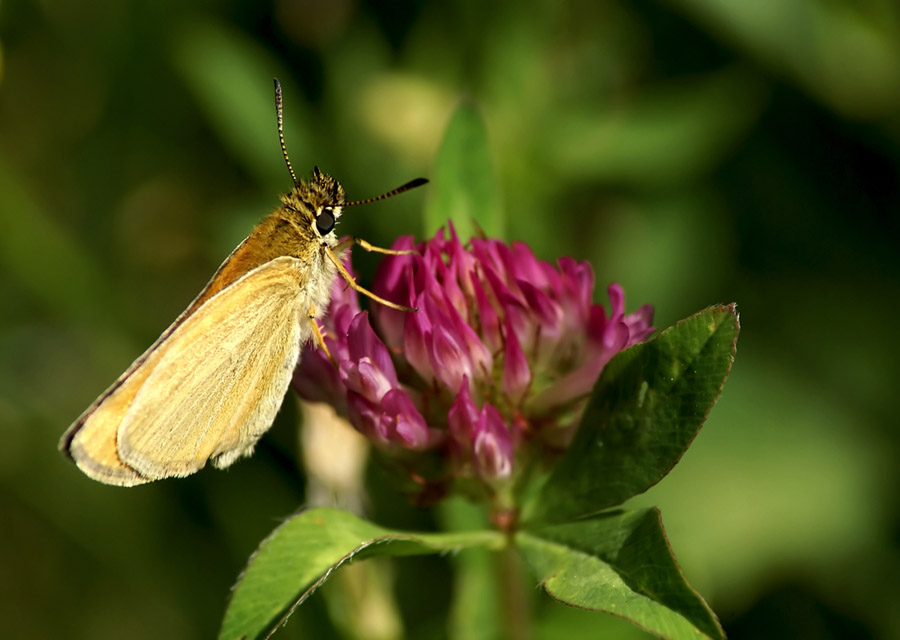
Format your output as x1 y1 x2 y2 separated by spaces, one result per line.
67 257 312 485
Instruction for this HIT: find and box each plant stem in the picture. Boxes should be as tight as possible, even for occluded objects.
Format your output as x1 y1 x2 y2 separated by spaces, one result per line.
498 542 531 640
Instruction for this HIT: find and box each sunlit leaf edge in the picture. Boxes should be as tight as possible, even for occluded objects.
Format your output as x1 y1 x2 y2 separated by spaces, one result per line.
219 507 503 640
516 508 724 640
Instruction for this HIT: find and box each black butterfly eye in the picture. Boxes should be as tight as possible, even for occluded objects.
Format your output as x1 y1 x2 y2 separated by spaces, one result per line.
316 209 335 235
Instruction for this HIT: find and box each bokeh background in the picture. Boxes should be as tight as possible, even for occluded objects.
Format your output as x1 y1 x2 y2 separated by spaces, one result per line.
2 1 899 638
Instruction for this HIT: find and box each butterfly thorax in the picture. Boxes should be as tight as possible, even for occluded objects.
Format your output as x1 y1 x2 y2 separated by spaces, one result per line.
186 170 345 314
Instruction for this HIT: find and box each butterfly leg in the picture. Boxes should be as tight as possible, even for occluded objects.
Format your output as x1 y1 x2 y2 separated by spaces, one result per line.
333 236 418 256
322 244 417 312
307 305 336 365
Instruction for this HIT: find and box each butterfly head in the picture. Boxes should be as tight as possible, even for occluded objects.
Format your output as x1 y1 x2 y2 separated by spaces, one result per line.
282 166 346 240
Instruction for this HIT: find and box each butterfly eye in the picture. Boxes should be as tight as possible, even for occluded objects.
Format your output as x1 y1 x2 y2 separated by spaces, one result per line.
316 209 336 236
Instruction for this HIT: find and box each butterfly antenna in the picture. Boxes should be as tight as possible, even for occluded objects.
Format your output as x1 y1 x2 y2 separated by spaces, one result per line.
273 78 300 188
343 177 429 208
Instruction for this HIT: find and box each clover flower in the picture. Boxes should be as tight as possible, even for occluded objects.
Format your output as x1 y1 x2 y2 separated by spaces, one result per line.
293 226 654 505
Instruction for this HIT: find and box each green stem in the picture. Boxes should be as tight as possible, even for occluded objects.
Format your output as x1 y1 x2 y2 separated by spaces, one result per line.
498 543 531 640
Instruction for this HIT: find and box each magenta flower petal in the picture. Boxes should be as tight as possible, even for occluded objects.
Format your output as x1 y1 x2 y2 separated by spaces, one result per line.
473 403 513 481
448 376 479 449
434 250 468 317
470 238 505 281
625 304 656 346
558 257 594 326
428 319 472 393
472 275 502 353
403 294 436 383
371 237 418 350
292 342 343 408
375 235 417 299
338 358 394 404
346 312 398 387
447 223 478 297
481 265 532 348
346 392 382 441
502 316 531 404
329 241 362 309
330 303 359 343
419 289 489 379
419 270 493 379
380 389 429 449
446 309 492 382
601 284 632 352
508 242 551 289
517 278 564 334
493 242 522 284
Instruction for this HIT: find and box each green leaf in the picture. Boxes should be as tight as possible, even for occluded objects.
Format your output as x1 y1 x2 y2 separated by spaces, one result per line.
525 304 739 524
219 507 504 640
517 508 724 640
425 102 504 241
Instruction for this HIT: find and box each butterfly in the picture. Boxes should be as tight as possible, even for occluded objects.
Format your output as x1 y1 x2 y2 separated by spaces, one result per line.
59 78 425 486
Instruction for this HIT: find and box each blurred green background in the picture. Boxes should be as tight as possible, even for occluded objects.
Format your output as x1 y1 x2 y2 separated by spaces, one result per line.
2 1 899 638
